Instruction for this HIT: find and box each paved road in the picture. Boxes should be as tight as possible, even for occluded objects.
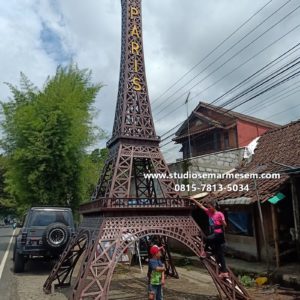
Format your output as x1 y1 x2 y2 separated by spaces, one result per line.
0 227 14 266
0 227 17 300
0 227 66 300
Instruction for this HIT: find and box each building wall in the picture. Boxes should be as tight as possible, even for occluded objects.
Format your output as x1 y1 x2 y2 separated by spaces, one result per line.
225 234 258 260
169 148 245 186
220 205 259 261
236 119 270 147
222 203 276 263
255 203 276 264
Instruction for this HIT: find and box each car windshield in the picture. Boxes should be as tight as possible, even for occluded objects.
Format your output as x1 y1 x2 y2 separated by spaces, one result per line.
29 210 71 227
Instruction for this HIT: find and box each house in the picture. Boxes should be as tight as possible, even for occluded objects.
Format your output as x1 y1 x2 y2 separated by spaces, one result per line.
173 101 279 159
199 121 300 266
168 101 279 188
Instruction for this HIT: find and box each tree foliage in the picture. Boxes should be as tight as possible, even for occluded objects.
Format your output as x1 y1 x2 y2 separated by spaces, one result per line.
1 65 104 210
0 155 17 214
81 148 109 201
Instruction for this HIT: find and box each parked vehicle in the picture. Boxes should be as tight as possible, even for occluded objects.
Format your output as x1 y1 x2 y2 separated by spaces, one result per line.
13 207 75 273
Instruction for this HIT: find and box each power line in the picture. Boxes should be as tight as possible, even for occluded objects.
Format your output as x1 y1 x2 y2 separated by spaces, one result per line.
159 66 300 147
160 88 300 165
248 89 300 117
160 121 184 138
161 99 299 154
155 24 300 122
242 81 300 114
204 42 300 106
240 78 300 112
266 102 300 119
151 0 274 106
164 85 300 151
156 36 300 123
161 139 175 148
221 57 300 109
161 130 181 143
227 68 300 111
153 0 297 114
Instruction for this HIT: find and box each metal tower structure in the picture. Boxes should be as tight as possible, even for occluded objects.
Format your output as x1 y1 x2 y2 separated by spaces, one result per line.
43 1 251 299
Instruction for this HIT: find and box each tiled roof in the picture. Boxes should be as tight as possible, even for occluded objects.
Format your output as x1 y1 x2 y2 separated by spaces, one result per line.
198 102 280 129
203 120 300 203
175 101 279 137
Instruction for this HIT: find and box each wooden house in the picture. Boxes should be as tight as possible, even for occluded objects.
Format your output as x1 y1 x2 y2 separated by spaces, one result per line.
199 121 300 266
173 102 279 159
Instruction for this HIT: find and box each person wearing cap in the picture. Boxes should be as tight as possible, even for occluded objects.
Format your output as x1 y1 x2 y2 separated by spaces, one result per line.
191 198 229 279
148 245 165 300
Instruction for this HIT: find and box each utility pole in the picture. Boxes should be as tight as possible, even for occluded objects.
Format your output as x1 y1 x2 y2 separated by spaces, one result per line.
254 177 270 274
185 92 192 196
185 92 192 159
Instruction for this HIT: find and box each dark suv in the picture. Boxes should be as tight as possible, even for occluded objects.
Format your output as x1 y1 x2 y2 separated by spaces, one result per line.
13 207 75 272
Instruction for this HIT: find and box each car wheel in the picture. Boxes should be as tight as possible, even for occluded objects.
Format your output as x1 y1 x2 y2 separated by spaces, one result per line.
43 222 69 251
14 250 25 273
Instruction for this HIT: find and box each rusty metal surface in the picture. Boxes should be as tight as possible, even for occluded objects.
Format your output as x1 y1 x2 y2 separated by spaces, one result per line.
43 231 88 293
109 0 159 145
79 197 195 213
44 0 251 299
44 215 250 299
43 218 104 294
87 0 178 201
91 144 178 201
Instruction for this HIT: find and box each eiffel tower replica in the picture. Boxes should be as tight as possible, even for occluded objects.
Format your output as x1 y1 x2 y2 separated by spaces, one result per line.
44 0 251 299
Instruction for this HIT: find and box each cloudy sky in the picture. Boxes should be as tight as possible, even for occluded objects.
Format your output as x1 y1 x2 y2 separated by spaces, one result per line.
1 0 299 162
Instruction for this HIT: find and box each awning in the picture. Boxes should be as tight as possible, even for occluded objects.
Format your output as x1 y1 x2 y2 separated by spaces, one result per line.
218 197 252 206
267 192 286 204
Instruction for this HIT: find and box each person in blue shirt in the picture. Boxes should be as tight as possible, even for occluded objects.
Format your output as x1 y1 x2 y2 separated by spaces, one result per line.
148 245 165 300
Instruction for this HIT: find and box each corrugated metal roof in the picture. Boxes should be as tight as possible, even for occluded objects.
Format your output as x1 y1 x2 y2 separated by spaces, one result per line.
218 197 252 206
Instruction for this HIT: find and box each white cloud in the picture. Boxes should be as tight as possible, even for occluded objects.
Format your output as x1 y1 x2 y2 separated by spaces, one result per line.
1 0 299 161
0 0 57 98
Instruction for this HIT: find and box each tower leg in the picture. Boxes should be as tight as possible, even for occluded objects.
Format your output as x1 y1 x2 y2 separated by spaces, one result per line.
43 230 89 293
155 236 179 278
44 215 251 300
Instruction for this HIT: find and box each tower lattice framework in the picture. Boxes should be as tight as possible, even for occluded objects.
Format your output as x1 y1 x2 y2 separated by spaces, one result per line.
43 1 251 299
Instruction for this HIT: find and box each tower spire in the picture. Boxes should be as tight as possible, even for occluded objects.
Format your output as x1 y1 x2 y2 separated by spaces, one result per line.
110 0 158 146
89 0 177 199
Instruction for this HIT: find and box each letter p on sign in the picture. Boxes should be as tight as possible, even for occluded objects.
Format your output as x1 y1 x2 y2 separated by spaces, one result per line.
131 7 139 19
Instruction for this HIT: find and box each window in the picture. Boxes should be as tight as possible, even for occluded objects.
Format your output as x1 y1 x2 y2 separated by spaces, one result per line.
224 132 229 149
226 211 253 236
29 210 71 227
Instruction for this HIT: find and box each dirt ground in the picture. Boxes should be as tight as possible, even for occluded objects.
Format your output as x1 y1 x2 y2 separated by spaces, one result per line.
109 264 218 300
12 260 218 300
10 259 300 300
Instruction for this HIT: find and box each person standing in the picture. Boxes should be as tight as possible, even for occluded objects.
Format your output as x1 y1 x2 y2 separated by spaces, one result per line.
191 198 229 279
148 245 165 300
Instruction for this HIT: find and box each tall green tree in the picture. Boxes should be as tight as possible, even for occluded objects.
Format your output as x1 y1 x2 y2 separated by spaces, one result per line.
0 155 16 215
1 65 104 210
81 148 109 201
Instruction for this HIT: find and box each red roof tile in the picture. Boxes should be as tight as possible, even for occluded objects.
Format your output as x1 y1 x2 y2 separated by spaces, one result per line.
175 101 279 138
203 120 300 203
